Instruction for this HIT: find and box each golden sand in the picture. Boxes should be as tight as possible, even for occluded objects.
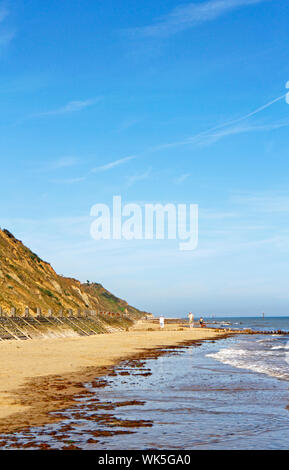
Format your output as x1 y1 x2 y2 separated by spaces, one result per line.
0 321 229 433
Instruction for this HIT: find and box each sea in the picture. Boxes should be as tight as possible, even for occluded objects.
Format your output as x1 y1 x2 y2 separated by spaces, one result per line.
1 317 289 450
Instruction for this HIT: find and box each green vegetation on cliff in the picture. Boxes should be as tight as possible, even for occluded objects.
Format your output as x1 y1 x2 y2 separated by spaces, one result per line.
0 228 148 318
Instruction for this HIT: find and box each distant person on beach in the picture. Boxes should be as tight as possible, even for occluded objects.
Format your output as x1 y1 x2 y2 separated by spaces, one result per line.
159 316 165 329
188 312 194 328
199 317 204 327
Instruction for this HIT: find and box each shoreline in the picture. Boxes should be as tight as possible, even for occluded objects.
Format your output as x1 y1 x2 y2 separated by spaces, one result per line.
0 322 232 434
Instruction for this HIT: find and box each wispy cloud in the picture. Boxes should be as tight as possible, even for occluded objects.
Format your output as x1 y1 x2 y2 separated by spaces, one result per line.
200 209 239 220
35 153 137 183
0 30 14 47
126 168 152 187
51 156 79 169
127 0 269 38
0 2 9 22
32 156 80 175
50 177 86 184
197 120 289 146
33 98 100 118
52 154 137 182
91 155 136 173
116 117 143 132
152 92 287 150
0 4 15 51
232 192 289 213
174 173 191 184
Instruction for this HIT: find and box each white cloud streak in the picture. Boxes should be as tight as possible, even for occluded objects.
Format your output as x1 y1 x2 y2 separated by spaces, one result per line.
51 156 79 169
232 192 289 213
198 119 289 145
91 155 136 173
0 4 8 23
127 0 269 38
126 168 152 187
152 92 287 150
174 173 191 184
33 99 100 117
50 177 86 184
0 4 15 50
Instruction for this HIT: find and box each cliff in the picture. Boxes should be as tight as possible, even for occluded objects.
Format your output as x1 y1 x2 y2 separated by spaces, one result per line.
0 228 146 318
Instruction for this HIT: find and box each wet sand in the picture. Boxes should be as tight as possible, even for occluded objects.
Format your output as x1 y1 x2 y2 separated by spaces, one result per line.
0 321 229 434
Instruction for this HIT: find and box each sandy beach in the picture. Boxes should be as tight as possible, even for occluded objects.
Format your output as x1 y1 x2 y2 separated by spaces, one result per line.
0 321 228 434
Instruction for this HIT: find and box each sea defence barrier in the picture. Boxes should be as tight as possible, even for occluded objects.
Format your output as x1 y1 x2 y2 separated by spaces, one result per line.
1 312 288 341
148 318 289 335
0 307 134 341
223 328 289 336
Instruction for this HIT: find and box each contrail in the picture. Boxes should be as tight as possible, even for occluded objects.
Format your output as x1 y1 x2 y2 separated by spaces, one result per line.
188 92 287 143
152 92 287 151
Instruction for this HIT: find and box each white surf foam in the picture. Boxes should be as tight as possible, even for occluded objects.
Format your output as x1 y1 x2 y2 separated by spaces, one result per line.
207 346 289 381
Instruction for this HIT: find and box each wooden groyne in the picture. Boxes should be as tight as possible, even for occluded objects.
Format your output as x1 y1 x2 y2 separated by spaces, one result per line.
201 327 289 336
221 328 289 336
0 307 134 341
148 318 289 335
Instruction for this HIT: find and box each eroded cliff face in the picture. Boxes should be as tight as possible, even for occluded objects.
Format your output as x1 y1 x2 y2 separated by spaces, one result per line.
0 229 145 318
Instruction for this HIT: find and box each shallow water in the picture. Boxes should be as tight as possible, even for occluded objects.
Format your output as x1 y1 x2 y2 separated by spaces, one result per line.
1 318 289 450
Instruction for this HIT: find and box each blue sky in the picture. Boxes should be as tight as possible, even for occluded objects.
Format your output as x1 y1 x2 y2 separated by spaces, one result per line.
1 0 289 316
